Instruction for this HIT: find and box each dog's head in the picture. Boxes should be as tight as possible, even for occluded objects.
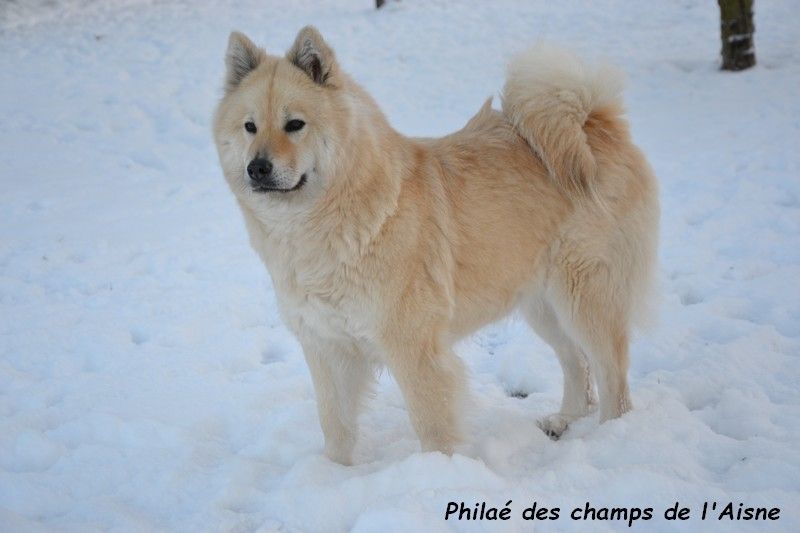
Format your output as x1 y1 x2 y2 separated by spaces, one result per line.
213 27 349 212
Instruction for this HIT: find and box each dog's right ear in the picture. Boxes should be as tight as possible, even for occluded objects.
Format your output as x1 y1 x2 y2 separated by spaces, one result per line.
224 31 264 93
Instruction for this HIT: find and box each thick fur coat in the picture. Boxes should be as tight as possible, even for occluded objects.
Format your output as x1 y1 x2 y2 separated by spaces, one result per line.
213 27 659 465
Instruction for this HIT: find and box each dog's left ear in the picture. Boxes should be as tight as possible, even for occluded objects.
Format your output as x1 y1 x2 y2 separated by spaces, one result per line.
287 26 337 86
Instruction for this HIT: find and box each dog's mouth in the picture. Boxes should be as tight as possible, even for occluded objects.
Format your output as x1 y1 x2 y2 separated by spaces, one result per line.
252 174 307 194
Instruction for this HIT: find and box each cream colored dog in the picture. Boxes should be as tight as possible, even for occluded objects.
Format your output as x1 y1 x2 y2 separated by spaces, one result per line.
213 27 658 465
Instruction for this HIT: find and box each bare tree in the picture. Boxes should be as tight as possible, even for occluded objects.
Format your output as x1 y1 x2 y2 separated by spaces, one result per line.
718 0 756 71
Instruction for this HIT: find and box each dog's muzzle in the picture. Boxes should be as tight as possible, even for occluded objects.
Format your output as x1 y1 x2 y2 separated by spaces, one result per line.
247 157 274 187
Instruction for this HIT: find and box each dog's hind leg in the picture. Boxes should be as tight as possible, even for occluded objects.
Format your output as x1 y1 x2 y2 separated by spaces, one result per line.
547 257 633 425
522 296 596 439
301 336 374 465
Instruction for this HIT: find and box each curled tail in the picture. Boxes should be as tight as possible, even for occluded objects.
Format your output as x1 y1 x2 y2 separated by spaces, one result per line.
502 44 626 198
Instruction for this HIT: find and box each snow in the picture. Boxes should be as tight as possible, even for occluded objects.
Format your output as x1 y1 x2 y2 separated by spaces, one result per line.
1 0 799 530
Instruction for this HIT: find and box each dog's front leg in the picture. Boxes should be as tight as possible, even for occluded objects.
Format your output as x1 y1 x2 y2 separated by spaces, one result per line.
301 336 374 465
385 335 467 455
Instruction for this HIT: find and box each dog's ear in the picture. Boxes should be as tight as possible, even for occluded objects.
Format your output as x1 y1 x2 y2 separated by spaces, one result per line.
287 26 337 86
224 31 264 92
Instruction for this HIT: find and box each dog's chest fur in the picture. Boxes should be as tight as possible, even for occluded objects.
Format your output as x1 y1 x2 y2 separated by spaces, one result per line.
242 206 377 344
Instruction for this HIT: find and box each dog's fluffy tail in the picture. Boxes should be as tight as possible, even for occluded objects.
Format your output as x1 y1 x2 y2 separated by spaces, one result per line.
502 44 625 198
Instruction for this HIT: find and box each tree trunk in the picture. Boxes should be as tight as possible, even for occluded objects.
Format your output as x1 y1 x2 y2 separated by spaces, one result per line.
376 0 385 8
718 0 756 71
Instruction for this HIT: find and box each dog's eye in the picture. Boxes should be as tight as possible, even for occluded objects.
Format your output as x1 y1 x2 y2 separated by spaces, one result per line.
284 119 305 133
244 121 257 134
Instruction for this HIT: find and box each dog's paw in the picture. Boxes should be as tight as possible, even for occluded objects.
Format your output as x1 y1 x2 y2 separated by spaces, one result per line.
537 414 572 440
324 444 353 466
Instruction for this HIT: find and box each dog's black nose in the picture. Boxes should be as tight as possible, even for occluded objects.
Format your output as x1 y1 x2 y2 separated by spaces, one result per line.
247 157 273 184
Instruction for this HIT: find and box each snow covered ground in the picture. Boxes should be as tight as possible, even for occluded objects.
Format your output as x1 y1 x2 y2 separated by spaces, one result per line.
1 0 799 530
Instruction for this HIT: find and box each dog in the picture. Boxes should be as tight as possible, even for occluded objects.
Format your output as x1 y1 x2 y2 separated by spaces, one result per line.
213 26 659 465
